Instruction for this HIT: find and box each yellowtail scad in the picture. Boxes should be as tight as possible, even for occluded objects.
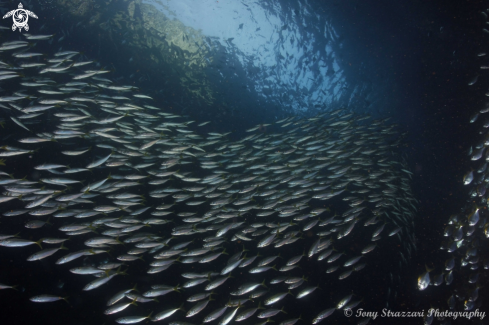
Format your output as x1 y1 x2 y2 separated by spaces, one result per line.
0 31 417 325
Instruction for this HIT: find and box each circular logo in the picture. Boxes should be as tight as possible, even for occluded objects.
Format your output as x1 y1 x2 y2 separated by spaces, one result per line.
13 9 28 28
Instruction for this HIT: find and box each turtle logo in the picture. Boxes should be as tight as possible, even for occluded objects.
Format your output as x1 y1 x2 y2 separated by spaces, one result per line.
2 3 38 32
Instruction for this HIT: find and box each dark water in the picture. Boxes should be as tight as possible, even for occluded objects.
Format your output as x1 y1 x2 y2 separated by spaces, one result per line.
0 0 488 324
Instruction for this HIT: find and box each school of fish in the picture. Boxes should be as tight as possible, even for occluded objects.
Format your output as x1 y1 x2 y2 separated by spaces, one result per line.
0 31 418 325
416 9 489 325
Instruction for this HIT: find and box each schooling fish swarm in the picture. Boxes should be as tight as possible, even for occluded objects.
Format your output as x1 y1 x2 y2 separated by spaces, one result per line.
0 33 416 325
418 9 489 325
